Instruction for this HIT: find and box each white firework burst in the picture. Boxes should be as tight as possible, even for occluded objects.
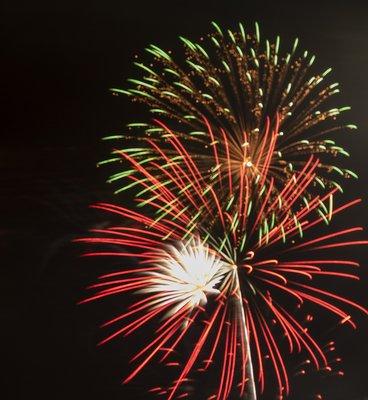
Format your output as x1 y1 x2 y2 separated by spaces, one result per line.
140 238 228 318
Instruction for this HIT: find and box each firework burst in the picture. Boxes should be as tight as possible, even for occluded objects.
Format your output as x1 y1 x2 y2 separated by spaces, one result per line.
78 21 366 400
78 154 366 399
137 239 228 316
104 21 357 202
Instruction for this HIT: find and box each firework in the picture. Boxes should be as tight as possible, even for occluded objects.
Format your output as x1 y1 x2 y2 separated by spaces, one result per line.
104 21 357 203
78 21 366 400
78 156 366 399
136 239 229 317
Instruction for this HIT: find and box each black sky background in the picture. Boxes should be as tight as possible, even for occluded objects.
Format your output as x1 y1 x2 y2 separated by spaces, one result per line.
2 1 368 399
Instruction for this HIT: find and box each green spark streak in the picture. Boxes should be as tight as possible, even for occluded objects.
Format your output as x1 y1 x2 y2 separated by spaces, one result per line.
129 89 155 99
137 193 160 208
281 225 286 243
331 166 344 176
154 202 180 223
292 37 299 53
209 76 221 86
259 185 266 197
202 232 211 244
182 222 197 240
146 128 163 133
179 182 194 194
266 40 270 59
114 178 148 194
186 60 205 72
332 181 343 193
318 200 328 214
107 170 135 183
230 212 239 231
270 212 275 229
293 215 303 238
110 88 131 96
278 196 283 209
161 230 174 241
102 135 124 140
164 68 180 77
219 233 231 253
297 222 303 238
239 22 246 42
162 91 179 98
275 36 280 54
134 62 157 75
226 195 235 211
150 109 168 114
331 146 349 156
240 233 247 252
247 201 253 216
222 61 231 73
258 226 263 246
196 43 209 59
189 131 206 136
211 36 221 48
345 169 358 179
179 36 196 51
255 22 260 43
184 210 203 232
128 79 156 89
346 124 358 130
302 196 310 210
314 177 325 189
127 123 148 128
137 179 171 197
317 209 329 225
97 157 121 166
211 21 223 36
138 156 160 166
264 218 269 243
118 147 148 153
202 186 212 196
322 67 332 77
148 44 172 61
174 82 194 93
172 205 189 221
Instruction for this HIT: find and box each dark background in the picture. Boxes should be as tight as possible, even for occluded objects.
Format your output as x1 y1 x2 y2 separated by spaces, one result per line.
2 1 368 399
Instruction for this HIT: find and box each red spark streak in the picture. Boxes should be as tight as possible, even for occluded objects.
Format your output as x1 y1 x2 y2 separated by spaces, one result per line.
168 303 223 400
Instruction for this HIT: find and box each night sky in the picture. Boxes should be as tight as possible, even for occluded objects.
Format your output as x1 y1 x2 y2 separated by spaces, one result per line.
2 1 368 399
